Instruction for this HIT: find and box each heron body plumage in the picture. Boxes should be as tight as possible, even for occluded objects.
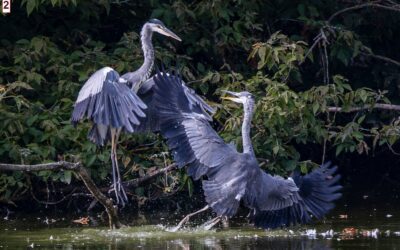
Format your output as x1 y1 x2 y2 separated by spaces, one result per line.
153 72 342 229
71 67 147 146
121 23 155 92
71 19 182 205
75 67 113 103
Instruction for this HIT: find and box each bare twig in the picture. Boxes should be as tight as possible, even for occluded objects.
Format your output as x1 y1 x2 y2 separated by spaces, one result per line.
327 103 400 112
302 33 323 64
360 52 400 67
31 187 77 205
328 2 400 23
322 138 327 164
302 1 400 71
125 163 177 188
386 142 400 156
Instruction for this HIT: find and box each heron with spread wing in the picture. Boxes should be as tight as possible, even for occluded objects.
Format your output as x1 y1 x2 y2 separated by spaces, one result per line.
153 72 342 230
71 19 182 206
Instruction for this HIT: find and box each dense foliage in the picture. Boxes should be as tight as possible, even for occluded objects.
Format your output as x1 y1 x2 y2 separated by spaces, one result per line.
1 0 400 206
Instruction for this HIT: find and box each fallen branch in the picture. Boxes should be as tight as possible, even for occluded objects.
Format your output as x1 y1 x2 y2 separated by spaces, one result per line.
360 52 400 68
0 161 80 171
327 103 400 113
328 2 400 24
0 161 122 229
125 163 177 188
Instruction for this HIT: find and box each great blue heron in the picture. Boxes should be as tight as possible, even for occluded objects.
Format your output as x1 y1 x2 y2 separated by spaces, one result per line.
152 72 342 230
71 19 182 206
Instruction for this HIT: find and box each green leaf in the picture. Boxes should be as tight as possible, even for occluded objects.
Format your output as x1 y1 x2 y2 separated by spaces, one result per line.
26 0 36 16
297 4 305 16
357 115 366 124
26 115 38 126
187 178 193 197
312 102 319 115
7 81 33 91
283 160 297 171
273 145 280 155
86 155 96 166
335 144 344 156
63 171 72 184
32 37 44 52
300 163 308 174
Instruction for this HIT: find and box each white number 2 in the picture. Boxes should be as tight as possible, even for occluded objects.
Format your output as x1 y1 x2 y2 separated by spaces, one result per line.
2 0 11 14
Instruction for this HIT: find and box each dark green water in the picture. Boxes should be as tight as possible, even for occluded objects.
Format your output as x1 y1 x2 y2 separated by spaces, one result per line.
1 206 400 249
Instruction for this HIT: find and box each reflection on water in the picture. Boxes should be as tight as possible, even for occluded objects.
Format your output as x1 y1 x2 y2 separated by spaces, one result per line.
0 227 335 249
2 206 400 249
168 237 332 250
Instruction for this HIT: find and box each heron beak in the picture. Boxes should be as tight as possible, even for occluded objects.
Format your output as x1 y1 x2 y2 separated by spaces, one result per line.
221 90 240 97
159 26 182 41
221 90 242 103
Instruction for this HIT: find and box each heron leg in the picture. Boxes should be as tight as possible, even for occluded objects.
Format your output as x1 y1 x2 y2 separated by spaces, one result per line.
110 129 128 206
221 216 229 228
110 142 119 205
168 205 209 232
114 129 128 202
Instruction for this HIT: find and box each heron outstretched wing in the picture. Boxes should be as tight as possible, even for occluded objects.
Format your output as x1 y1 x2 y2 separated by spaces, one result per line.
153 72 305 218
71 67 147 145
244 171 301 211
153 72 237 178
127 73 215 133
250 162 342 228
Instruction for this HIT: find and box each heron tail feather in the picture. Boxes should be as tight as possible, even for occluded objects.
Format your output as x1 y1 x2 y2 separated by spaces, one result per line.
88 124 110 146
251 161 342 229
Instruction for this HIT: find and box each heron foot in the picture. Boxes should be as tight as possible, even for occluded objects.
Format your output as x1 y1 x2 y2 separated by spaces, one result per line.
199 216 221 230
108 181 128 207
167 205 210 232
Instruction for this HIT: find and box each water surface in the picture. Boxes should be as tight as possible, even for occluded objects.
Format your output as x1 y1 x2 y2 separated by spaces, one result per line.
1 206 400 249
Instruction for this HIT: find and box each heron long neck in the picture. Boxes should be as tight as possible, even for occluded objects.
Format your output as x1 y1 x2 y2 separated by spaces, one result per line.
242 103 255 157
133 25 155 92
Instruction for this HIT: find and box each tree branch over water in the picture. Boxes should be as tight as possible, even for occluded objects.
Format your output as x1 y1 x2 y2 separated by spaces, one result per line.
328 2 400 23
0 161 122 229
0 161 80 171
360 52 400 68
328 103 400 113
125 163 177 188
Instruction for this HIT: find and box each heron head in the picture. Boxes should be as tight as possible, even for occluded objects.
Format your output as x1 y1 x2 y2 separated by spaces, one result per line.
147 19 182 41
221 90 255 106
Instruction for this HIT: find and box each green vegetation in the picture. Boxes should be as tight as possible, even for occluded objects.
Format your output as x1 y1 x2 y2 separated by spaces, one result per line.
1 0 400 206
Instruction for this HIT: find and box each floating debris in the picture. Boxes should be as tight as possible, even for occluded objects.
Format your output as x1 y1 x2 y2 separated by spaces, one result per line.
320 229 334 238
339 214 348 219
342 227 357 238
302 229 317 239
360 229 379 238
386 214 393 218
73 217 89 225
